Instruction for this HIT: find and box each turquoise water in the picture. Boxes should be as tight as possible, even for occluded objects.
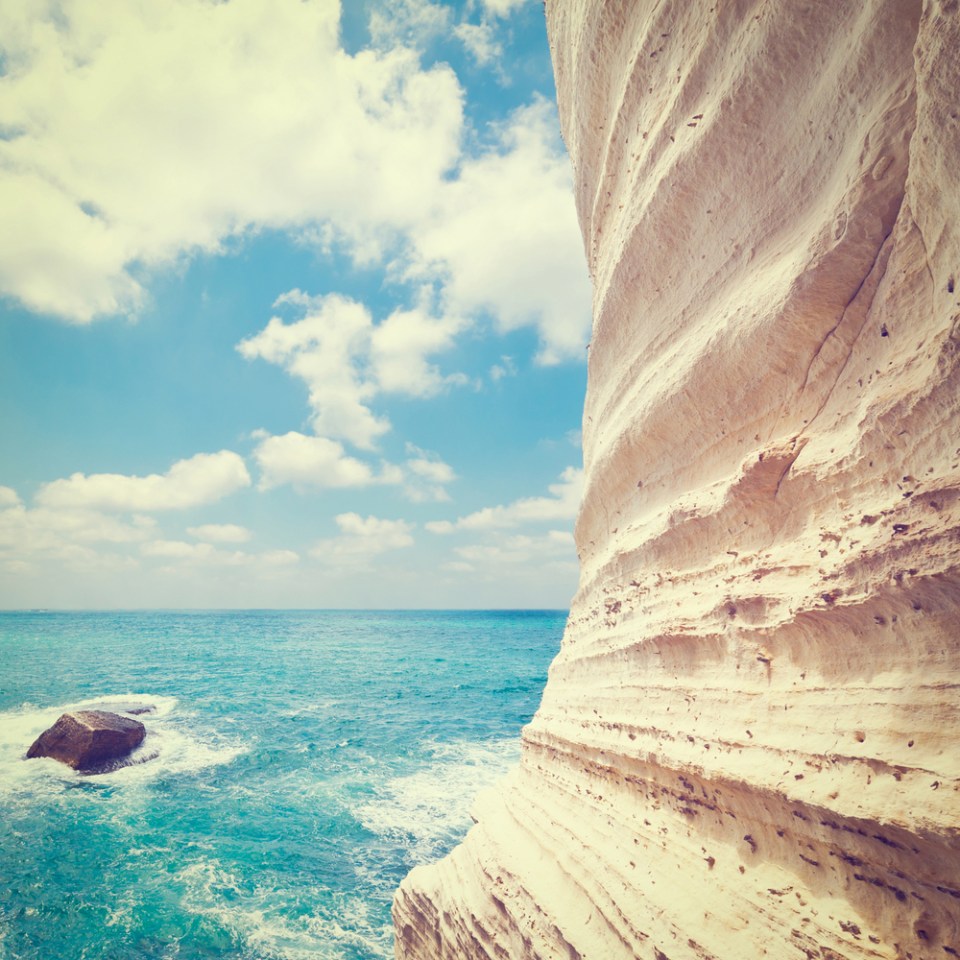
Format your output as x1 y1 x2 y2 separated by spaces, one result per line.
0 610 564 960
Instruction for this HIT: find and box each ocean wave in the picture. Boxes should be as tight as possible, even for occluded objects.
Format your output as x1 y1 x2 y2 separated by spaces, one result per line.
355 738 521 866
0 693 246 796
176 858 393 960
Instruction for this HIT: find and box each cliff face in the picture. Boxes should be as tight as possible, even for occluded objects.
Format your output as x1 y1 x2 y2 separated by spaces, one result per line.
393 2 960 958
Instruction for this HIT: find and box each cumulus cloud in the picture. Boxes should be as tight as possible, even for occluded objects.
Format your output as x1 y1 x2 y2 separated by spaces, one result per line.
0 0 463 321
0 486 21 508
371 303 467 397
403 97 592 363
187 523 252 544
142 540 241 562
238 293 387 449
455 529 575 565
310 513 414 564
426 466 583 533
478 0 528 17
402 444 456 502
369 0 451 49
251 431 398 491
489 355 517 382
1 2 591 366
239 291 465 450
0 500 155 574
0 505 156 549
454 21 502 66
140 539 299 569
406 457 455 485
443 529 577 580
35 452 251 512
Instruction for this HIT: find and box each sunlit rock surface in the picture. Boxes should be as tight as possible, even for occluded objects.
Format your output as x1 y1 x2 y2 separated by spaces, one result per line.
394 1 960 957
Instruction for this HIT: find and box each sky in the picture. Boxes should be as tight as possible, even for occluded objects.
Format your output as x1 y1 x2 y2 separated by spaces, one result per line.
0 0 592 610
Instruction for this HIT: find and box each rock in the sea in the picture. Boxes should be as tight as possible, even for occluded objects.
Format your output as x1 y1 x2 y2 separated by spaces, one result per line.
394 1 959 958
26 710 146 773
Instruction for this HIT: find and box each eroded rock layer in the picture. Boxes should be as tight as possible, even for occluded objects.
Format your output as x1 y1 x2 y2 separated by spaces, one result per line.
394 2 960 957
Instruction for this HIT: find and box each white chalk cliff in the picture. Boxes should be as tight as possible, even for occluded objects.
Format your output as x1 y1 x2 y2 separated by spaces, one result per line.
394 1 960 957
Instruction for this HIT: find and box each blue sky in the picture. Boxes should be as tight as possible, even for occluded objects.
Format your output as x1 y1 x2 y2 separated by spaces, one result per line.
0 0 590 609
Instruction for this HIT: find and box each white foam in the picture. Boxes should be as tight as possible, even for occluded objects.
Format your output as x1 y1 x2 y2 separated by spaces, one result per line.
176 858 393 960
356 738 521 866
0 693 245 795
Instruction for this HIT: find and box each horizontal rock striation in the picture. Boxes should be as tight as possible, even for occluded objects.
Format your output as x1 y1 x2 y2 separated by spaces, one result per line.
394 1 960 958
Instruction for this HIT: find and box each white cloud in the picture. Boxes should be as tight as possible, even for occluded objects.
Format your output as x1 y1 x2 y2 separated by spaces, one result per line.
455 529 575 565
0 505 156 550
441 528 578 585
369 0 451 49
404 97 592 363
239 291 466 450
0 500 155 574
454 21 502 66
35 451 251 512
310 513 414 564
249 431 457 499
403 443 457 503
0 0 463 322
187 523 252 544
401 444 456 502
239 293 387 449
1 3 592 368
140 540 245 566
252 431 393 491
0 487 21 508
406 458 455 484
426 466 583 533
142 540 233 561
370 303 466 397
489 355 517 381
480 0 528 17
140 539 299 569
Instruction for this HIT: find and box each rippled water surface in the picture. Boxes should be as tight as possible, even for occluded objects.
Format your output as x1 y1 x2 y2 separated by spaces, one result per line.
0 610 564 960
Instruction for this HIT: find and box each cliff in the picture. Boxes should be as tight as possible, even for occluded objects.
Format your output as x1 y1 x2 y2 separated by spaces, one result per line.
393 2 960 958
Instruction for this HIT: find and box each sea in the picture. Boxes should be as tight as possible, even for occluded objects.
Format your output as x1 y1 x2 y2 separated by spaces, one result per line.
0 609 565 960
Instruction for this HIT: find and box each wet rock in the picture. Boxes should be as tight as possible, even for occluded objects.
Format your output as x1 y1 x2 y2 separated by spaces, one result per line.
26 710 146 773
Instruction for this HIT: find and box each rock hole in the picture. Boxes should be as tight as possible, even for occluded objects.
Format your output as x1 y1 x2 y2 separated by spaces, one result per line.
949 276 955 294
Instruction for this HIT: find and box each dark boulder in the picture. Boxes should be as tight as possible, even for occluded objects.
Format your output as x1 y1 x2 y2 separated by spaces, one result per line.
26 710 146 773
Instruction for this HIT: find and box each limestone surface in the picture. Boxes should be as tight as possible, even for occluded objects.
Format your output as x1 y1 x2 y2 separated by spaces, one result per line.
394 1 960 958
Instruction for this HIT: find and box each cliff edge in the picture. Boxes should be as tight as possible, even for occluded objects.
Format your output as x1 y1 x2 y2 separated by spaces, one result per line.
394 1 960 957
